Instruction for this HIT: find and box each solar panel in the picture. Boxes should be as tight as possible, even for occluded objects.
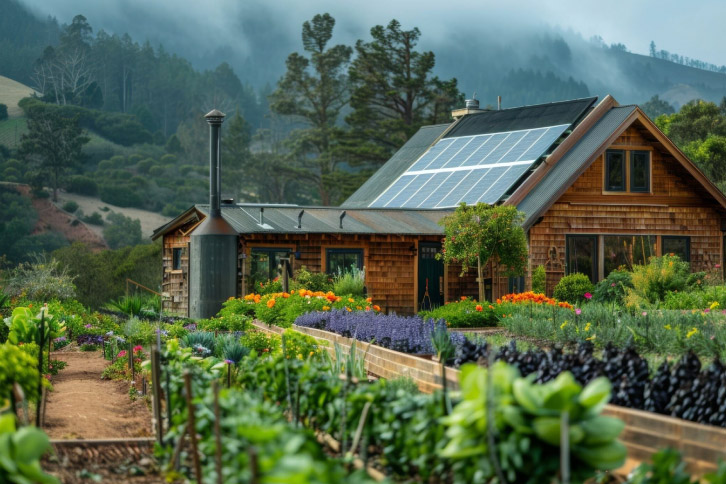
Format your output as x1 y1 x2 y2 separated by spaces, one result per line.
369 123 569 208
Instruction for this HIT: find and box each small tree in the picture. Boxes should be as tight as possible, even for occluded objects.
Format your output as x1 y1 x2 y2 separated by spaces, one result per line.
438 203 528 302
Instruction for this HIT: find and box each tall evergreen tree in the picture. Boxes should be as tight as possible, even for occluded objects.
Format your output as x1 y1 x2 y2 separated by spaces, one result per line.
269 13 352 205
345 20 463 168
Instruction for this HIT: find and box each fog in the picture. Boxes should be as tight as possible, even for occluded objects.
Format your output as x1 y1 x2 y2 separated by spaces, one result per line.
18 0 726 105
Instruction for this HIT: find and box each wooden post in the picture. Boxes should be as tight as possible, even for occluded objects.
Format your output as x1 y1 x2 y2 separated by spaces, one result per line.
212 381 223 484
561 411 570 484
151 346 164 445
477 256 485 303
36 310 45 426
183 371 203 484
249 446 259 484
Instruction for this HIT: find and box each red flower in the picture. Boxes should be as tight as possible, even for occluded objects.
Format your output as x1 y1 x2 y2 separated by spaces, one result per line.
475 305 483 312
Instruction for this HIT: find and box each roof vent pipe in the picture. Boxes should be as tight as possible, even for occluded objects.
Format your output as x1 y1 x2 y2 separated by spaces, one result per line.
465 94 479 110
259 207 264 225
204 109 225 218
339 210 346 229
297 209 304 229
497 96 502 111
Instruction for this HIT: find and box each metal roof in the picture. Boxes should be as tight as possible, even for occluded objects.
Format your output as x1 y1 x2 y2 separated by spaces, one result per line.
516 105 638 229
342 124 449 208
444 97 597 138
194 204 449 235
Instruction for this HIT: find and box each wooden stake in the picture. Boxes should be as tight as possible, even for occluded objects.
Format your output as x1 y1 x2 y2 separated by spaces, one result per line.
212 381 223 484
151 346 163 444
248 446 259 484
167 423 187 473
183 371 203 484
36 310 45 426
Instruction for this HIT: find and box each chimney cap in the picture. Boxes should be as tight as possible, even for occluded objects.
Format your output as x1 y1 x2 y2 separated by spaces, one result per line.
205 109 226 124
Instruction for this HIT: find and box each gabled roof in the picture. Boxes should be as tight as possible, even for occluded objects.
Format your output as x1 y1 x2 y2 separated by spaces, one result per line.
343 124 449 208
510 99 726 229
152 204 449 239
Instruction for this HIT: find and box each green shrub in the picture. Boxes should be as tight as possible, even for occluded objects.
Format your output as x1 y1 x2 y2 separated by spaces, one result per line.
160 153 177 165
627 254 690 306
148 165 165 177
281 328 326 359
663 285 726 310
532 265 546 294
82 212 104 225
135 158 154 174
128 154 143 165
99 183 143 208
553 273 594 304
593 269 633 304
62 201 79 213
103 212 142 249
97 159 113 171
239 330 280 355
0 103 8 121
68 175 97 196
0 342 41 401
332 266 365 297
420 298 497 328
291 266 332 292
5 257 76 301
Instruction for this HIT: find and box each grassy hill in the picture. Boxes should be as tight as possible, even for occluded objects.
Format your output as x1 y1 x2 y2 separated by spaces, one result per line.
0 75 36 117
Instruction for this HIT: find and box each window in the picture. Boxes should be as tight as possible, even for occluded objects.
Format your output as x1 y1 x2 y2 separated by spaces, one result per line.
605 150 626 191
566 235 598 283
172 248 182 270
603 235 656 275
326 248 363 275
630 151 650 192
508 276 525 294
662 236 690 262
250 248 291 290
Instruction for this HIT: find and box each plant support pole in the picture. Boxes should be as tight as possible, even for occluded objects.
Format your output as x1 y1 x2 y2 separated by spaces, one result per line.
36 310 45 426
151 345 163 445
561 410 570 484
212 381 223 484
183 371 204 484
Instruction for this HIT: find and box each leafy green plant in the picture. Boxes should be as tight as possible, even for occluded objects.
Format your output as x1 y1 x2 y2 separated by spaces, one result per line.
220 335 250 364
0 413 59 484
3 306 59 346
332 266 366 297
292 266 333 292
61 200 78 213
626 448 695 484
239 330 280 355
282 328 326 360
4 257 76 301
627 254 690 307
420 298 498 328
0 343 41 402
181 331 216 357
532 265 546 294
593 269 633 304
442 363 625 483
554 273 595 304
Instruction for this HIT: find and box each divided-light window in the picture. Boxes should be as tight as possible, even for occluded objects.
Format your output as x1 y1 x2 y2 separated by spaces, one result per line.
326 248 363 275
604 149 650 193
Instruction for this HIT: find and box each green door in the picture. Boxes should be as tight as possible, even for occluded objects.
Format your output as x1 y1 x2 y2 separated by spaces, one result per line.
418 243 444 310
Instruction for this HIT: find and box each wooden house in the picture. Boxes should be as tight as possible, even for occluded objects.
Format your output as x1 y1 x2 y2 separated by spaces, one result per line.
153 95 726 316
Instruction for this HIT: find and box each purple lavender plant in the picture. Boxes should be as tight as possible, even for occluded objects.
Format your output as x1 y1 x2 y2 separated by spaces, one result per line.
76 334 104 345
295 309 461 355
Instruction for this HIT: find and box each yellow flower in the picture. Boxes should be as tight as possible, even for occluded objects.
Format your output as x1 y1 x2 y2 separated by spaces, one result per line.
664 324 672 330
686 327 698 339
560 321 567 330
586 335 596 341
711 301 720 310
309 351 314 356
356 306 362 310
348 298 355 303
345 307 352 312
297 353 303 360
322 305 330 311
584 322 591 332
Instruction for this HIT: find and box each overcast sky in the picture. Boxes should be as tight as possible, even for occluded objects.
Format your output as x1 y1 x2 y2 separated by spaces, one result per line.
20 0 726 69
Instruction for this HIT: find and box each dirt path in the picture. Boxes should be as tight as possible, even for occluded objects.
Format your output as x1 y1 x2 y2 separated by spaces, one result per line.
43 351 152 439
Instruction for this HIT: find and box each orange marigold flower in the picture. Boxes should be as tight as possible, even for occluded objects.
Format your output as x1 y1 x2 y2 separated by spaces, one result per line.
373 305 381 312
266 298 276 308
348 298 355 303
322 305 330 311
254 295 261 304
460 296 467 301
282 292 290 298
475 305 483 312
345 307 352 312
365 306 371 311
366 297 373 303
356 306 362 310
488 305 494 309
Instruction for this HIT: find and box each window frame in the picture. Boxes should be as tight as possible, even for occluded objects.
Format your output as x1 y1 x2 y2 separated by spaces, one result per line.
662 236 690 262
325 248 364 275
250 247 292 282
629 150 651 193
565 234 599 283
172 247 182 270
604 150 626 192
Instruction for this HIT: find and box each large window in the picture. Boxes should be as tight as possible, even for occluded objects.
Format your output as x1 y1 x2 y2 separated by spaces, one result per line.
605 150 626 191
566 235 598 283
630 151 650 192
250 248 291 289
662 236 690 262
326 248 363 275
508 276 525 294
603 235 656 274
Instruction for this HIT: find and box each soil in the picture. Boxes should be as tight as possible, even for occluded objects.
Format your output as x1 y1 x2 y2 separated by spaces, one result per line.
43 351 152 439
13 184 108 251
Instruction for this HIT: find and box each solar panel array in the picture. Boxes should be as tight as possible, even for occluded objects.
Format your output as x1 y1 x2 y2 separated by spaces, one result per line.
369 124 570 208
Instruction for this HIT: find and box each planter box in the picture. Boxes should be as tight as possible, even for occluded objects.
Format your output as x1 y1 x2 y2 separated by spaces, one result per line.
250 320 726 474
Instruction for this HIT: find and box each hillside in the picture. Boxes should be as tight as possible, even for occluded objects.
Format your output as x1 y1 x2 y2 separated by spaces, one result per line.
0 75 36 117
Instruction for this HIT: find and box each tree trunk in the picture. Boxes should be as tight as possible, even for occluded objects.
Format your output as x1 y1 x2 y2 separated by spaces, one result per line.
477 255 485 302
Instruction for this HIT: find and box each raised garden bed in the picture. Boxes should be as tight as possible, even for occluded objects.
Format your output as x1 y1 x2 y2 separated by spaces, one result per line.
251 320 726 475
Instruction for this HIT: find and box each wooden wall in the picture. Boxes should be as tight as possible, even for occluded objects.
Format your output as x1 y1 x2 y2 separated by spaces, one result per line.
528 121 725 295
161 227 192 316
